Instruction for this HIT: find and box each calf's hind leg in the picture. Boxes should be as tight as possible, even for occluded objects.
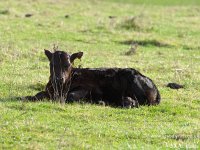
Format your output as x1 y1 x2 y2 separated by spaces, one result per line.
67 89 89 103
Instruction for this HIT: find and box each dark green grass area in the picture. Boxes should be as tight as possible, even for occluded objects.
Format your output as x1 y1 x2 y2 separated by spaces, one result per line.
0 0 199 149
109 0 200 5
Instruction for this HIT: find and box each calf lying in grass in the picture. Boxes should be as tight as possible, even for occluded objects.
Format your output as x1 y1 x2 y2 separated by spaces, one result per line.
25 50 161 108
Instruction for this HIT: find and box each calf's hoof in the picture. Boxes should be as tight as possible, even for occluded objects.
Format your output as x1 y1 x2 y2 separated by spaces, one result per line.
122 97 139 108
98 100 106 106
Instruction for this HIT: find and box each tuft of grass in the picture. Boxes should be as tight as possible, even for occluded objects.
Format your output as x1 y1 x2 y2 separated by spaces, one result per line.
0 10 10 15
118 15 152 32
120 16 142 30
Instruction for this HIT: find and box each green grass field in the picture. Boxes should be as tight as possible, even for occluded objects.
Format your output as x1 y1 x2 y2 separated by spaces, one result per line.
0 0 200 149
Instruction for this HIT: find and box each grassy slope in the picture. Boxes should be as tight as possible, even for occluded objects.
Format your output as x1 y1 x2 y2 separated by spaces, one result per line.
0 0 199 149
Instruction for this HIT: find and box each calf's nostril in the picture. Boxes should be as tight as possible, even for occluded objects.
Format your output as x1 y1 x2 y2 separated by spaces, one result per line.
55 77 65 83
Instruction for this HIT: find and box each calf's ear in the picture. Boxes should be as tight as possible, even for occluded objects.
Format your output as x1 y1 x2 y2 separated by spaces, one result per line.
44 49 52 61
70 52 83 63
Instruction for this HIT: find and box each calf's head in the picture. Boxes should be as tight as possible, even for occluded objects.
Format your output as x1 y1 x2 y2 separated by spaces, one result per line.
44 49 83 91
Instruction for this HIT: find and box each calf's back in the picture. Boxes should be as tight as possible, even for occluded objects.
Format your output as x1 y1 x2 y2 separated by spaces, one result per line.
69 68 160 106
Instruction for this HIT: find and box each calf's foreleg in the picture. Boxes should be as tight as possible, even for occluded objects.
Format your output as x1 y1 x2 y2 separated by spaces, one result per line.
24 91 49 101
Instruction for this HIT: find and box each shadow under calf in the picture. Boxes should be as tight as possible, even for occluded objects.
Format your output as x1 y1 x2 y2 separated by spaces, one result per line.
25 50 161 108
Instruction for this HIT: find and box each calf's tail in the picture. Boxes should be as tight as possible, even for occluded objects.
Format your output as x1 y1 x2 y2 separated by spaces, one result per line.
155 89 161 105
